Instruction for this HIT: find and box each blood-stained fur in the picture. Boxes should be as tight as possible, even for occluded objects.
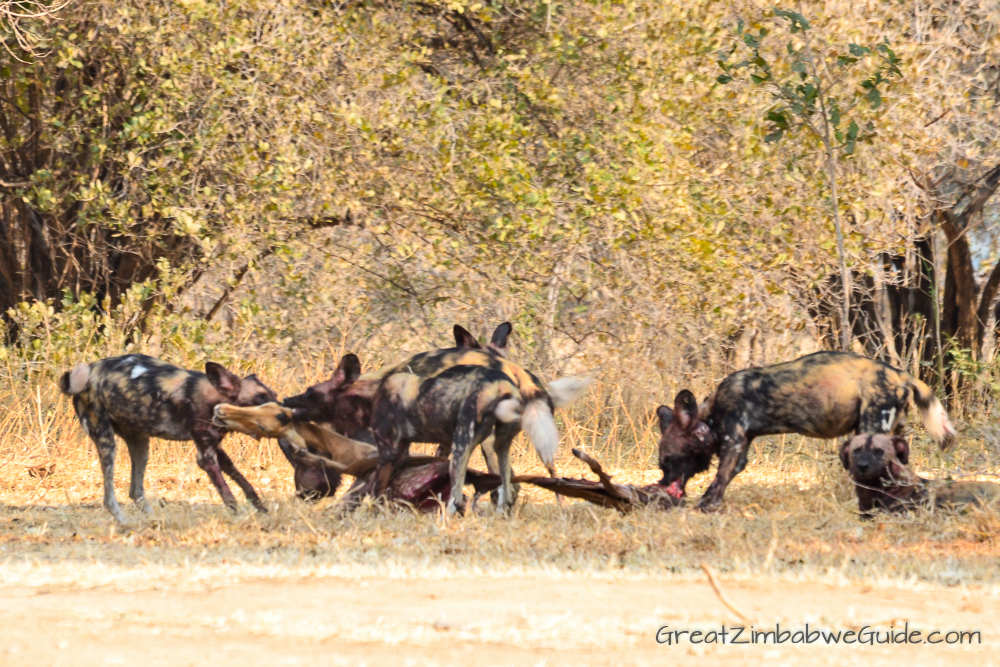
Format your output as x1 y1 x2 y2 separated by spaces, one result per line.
841 434 1000 517
59 354 276 522
658 351 957 511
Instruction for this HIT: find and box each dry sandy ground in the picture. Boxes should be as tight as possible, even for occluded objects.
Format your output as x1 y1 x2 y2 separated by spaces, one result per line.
0 571 996 666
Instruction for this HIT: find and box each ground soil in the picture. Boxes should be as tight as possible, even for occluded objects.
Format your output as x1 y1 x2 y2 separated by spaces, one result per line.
1 572 996 666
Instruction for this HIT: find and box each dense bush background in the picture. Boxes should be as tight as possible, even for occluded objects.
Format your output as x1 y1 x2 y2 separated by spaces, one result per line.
2 0 1000 413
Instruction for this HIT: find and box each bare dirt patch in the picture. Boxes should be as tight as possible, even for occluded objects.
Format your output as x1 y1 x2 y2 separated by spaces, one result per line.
1 572 997 666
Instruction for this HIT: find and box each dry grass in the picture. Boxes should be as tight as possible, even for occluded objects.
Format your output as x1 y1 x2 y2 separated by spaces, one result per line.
3 352 1000 594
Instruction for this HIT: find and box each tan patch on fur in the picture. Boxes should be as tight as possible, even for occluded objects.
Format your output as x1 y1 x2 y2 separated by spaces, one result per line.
384 373 421 406
498 359 541 399
475 380 518 419
158 372 189 400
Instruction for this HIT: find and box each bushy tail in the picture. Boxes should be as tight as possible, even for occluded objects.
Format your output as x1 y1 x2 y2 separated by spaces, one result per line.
520 399 560 476
546 373 595 409
908 376 956 449
59 362 91 396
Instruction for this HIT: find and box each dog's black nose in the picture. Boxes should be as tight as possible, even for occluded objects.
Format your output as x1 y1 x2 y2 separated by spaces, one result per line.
854 449 882 474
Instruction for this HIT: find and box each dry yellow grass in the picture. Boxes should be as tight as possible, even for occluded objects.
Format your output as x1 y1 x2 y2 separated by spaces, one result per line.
3 352 1000 592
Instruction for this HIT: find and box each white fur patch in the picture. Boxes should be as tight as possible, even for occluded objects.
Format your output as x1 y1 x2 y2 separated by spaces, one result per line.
130 365 149 379
521 400 560 469
546 373 595 409
495 397 522 423
881 407 896 432
67 363 90 395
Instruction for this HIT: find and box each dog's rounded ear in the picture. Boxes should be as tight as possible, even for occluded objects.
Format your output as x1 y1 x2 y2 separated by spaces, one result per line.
332 354 362 386
206 362 242 400
453 325 482 350
674 390 699 429
839 440 852 470
656 405 673 432
892 436 910 465
489 322 512 357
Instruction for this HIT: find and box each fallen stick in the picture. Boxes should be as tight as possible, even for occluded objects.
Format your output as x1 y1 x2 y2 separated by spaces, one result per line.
700 562 751 625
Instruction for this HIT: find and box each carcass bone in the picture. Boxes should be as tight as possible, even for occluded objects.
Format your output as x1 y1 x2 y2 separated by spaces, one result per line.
514 448 683 512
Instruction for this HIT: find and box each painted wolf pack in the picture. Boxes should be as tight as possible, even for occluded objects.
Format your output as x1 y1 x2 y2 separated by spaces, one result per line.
59 322 984 525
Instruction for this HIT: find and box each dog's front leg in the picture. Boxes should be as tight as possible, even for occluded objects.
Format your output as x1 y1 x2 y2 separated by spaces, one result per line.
215 447 267 512
193 436 240 511
372 419 404 498
697 426 747 512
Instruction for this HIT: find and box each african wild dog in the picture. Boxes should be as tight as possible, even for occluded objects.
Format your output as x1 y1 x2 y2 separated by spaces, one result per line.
370 363 526 514
657 351 956 511
212 401 503 509
841 434 1000 517
59 354 276 522
282 323 592 484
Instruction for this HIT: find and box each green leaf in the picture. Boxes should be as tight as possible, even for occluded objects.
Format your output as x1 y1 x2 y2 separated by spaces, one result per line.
829 101 841 127
774 8 810 32
866 86 882 108
766 110 789 129
716 74 733 84
764 128 785 143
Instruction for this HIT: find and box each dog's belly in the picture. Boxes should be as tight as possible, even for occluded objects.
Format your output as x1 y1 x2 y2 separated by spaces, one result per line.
744 400 860 440
105 403 194 442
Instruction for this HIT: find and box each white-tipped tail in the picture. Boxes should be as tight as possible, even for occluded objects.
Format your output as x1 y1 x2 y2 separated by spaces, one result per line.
495 397 522 423
908 376 957 449
62 363 91 396
520 399 560 470
923 395 956 448
546 373 595 409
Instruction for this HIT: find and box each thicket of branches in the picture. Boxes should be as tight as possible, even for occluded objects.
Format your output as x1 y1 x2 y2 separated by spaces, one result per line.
2 0 1000 407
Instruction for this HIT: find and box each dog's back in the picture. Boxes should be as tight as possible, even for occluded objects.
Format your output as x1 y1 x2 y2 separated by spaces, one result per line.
709 351 953 444
62 354 208 441
60 354 276 521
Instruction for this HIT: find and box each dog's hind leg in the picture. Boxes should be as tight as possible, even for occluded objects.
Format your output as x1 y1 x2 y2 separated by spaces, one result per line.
215 447 267 513
480 433 512 509
91 417 128 524
491 422 520 513
123 433 153 514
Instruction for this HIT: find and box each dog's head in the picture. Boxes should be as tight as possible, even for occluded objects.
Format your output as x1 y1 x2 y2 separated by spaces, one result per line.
840 433 910 484
205 362 277 406
655 390 717 498
212 402 292 439
281 353 362 424
453 322 512 358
